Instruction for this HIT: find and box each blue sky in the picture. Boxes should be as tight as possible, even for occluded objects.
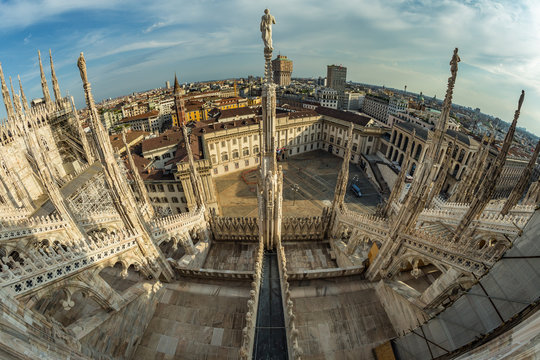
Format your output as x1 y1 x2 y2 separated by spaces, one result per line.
0 0 538 134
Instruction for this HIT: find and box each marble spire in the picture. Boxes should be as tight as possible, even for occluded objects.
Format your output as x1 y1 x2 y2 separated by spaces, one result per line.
77 51 174 281
18 75 30 113
38 50 52 105
0 63 15 120
9 76 22 119
49 49 62 101
452 90 524 241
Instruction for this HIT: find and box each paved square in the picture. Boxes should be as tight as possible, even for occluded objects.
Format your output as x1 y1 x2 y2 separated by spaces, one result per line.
215 150 382 217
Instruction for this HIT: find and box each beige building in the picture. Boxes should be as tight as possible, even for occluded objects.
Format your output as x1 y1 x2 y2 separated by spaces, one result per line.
198 106 383 177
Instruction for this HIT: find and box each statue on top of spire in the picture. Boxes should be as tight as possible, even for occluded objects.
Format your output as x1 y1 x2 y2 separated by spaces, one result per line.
450 47 460 77
260 9 276 51
77 52 88 85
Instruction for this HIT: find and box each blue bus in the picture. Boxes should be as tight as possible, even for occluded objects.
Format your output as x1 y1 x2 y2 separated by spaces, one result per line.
351 183 362 197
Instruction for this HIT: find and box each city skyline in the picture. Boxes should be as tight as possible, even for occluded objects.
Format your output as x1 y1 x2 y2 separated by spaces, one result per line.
0 0 538 134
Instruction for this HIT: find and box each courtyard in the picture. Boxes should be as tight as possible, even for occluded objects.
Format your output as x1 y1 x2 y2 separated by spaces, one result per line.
215 150 382 217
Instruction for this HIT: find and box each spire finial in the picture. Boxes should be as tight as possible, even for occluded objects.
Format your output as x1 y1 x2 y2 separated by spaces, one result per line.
18 75 30 113
38 50 52 105
49 49 62 101
0 63 15 120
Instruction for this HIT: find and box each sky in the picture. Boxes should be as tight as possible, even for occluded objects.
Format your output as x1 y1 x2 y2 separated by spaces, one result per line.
0 0 538 134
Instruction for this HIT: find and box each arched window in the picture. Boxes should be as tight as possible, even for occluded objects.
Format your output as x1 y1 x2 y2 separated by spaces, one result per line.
458 149 465 162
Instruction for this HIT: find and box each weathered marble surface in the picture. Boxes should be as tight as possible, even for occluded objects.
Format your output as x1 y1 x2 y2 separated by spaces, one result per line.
133 280 250 359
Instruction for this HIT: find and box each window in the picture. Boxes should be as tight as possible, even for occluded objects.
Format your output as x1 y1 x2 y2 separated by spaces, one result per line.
224 165 229 171
296 147 300 153
255 157 259 163
352 145 358 152
163 153 171 159
176 207 181 213
254 134 258 140
210 143 214 150
355 134 359 140
245 159 250 166
368 136 373 142
221 152 229 161
221 141 226 147
339 128 342 135
337 138 341 145
172 197 179 203
211 155 217 164
243 148 249 156
297 127 301 132
161 197 167 203
213 168 218 175
149 184 157 192
311 134 314 141
254 146 259 154
232 138 237 145
181 197 187 203
232 150 239 159
167 184 175 192
235 162 239 169
157 184 164 192
304 135 308 143
310 144 313 150
329 136 334 143
243 136 248 143
325 124 328 129
176 184 182 192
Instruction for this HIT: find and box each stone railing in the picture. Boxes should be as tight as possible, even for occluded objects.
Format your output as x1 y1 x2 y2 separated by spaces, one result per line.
0 205 31 221
288 265 365 280
0 214 68 241
0 230 140 297
239 236 264 360
338 207 389 240
281 210 329 241
276 238 302 360
210 215 259 241
419 208 530 235
175 268 253 280
151 207 206 241
77 211 122 228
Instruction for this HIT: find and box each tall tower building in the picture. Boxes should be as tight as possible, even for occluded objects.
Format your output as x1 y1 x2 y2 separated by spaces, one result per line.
272 55 293 86
327 64 347 109
326 64 346 92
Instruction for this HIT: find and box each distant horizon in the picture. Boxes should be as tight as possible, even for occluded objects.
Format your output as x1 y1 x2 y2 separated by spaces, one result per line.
0 1 537 135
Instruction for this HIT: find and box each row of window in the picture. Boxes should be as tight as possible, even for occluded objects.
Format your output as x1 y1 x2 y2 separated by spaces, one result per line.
152 196 186 204
213 157 260 174
146 183 183 193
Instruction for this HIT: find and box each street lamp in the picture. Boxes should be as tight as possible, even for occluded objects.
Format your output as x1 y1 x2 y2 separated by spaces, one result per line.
291 184 299 206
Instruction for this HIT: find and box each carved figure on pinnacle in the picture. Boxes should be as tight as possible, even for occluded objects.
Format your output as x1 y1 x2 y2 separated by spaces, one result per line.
260 9 276 52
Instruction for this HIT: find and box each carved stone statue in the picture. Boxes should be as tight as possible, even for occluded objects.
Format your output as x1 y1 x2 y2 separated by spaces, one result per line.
450 48 460 77
260 9 276 51
77 52 88 84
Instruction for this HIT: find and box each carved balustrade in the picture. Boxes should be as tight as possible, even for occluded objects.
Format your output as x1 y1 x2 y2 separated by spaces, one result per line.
0 214 68 241
0 230 140 297
151 207 206 242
